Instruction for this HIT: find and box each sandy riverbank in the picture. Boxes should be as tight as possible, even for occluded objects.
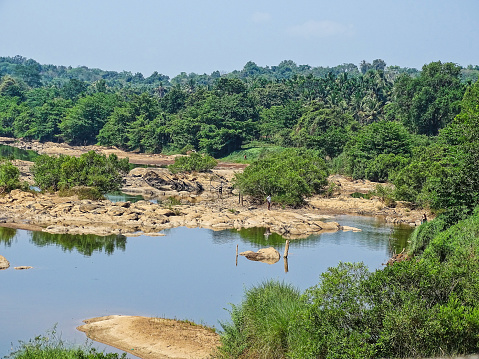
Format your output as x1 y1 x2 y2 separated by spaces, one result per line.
77 316 221 359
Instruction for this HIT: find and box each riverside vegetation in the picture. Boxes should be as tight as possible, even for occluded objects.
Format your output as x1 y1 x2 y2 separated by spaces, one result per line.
1 56 479 358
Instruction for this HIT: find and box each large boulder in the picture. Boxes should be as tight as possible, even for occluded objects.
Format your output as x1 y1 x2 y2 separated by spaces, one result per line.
143 171 204 193
0 255 10 270
240 247 280 264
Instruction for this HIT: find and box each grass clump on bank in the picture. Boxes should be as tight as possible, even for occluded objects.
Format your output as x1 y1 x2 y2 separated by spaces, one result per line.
216 281 306 359
6 328 126 359
217 209 479 358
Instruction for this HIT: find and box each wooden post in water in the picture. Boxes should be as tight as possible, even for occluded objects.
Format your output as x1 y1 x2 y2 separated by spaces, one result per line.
283 240 290 258
284 257 289 273
236 244 239 266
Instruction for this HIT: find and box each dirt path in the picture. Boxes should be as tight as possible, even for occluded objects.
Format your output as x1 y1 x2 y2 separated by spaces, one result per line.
77 316 220 359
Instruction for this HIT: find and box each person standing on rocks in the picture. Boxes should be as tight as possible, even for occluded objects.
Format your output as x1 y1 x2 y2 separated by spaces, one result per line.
422 213 427 223
267 195 271 210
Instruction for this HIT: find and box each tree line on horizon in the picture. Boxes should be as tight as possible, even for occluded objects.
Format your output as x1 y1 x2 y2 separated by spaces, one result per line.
1 56 479 212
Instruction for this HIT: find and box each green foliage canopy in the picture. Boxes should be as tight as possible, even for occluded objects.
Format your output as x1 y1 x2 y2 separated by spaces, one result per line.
0 160 22 193
233 148 328 206
342 121 413 180
392 61 464 135
32 151 130 194
168 152 218 174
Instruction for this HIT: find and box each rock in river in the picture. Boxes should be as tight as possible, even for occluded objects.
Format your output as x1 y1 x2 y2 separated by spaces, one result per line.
0 255 10 270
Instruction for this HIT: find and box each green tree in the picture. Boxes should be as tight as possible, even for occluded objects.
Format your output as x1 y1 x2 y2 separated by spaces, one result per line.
14 63 42 87
60 78 88 100
291 102 354 157
342 121 413 179
392 61 464 135
0 96 29 137
98 93 160 150
0 76 25 99
233 148 328 206
258 101 303 144
59 93 119 145
31 98 73 142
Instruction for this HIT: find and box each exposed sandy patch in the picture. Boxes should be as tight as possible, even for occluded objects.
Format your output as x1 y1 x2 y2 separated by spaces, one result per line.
77 315 220 359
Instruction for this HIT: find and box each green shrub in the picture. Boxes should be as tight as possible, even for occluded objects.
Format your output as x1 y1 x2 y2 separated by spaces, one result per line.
31 151 130 194
233 148 328 207
168 152 218 173
0 160 22 193
372 184 396 207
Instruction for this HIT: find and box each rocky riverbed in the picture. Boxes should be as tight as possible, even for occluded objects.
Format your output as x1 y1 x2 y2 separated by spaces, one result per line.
0 137 428 238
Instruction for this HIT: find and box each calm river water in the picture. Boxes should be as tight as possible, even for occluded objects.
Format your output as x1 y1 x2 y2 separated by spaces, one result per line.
1 217 412 356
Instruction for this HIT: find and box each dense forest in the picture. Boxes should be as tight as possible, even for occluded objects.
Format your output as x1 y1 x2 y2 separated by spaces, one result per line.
2 55 479 358
1 55 478 211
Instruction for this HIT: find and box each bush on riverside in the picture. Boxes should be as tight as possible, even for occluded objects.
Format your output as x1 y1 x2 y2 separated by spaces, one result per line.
232 148 328 207
218 208 479 358
0 160 27 193
31 151 130 194
168 152 218 173
216 281 306 359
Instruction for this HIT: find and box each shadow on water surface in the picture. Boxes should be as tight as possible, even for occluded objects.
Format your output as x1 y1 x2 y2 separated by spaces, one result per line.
0 144 39 161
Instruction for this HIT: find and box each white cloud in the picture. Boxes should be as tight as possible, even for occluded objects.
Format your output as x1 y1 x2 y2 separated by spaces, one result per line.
287 20 354 38
251 12 271 24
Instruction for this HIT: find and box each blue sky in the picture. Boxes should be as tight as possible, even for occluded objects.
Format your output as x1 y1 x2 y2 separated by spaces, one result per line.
1 0 478 77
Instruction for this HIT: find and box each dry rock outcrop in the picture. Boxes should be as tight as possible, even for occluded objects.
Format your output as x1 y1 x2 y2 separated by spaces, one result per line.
240 247 280 264
0 189 341 239
0 255 10 270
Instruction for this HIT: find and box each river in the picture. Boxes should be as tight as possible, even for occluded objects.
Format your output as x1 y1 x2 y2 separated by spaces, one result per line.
1 217 412 356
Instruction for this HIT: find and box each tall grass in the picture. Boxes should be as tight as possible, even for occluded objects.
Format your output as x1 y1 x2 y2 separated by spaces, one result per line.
216 280 306 358
6 327 126 359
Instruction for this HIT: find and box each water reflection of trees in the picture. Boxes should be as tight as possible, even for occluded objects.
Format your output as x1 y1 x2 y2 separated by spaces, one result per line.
387 224 414 257
0 226 17 246
0 144 39 161
211 221 414 256
30 231 127 256
212 227 322 249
